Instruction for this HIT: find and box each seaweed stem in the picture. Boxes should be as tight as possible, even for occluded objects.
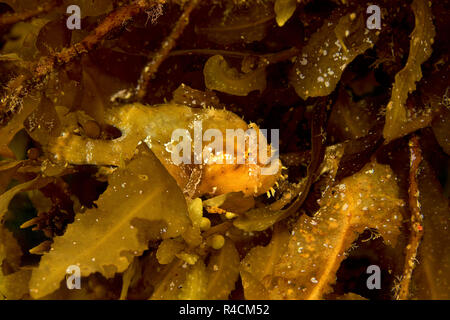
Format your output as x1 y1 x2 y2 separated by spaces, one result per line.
0 0 165 126
276 97 329 221
169 47 300 64
135 0 200 101
0 0 62 27
396 134 423 300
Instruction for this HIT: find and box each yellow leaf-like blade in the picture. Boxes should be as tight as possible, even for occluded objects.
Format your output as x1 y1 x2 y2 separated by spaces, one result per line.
195 3 273 45
0 225 30 300
156 238 186 265
150 239 240 300
29 146 191 299
204 55 267 96
0 225 22 273
24 96 61 146
206 238 240 300
264 161 404 299
275 0 297 27
0 269 31 300
0 160 22 194
0 177 52 220
233 206 288 232
240 225 290 299
289 11 378 100
382 0 436 141
179 260 208 300
0 96 40 158
119 257 139 300
79 68 106 123
148 256 188 300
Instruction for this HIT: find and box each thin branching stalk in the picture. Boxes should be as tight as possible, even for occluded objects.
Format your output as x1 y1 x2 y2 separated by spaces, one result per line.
135 0 200 100
396 134 424 299
0 0 62 27
0 0 165 126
